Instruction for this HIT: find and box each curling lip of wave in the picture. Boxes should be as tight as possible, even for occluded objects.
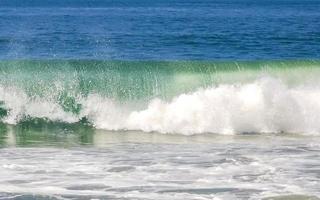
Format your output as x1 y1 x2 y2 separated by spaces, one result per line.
2 77 320 135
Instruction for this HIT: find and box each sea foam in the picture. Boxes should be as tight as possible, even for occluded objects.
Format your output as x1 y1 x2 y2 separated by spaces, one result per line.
2 77 320 135
83 77 320 135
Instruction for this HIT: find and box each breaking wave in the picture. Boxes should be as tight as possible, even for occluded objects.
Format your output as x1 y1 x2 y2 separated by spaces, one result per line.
1 60 320 135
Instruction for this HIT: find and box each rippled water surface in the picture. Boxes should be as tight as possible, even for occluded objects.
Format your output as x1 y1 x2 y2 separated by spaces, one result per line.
0 0 320 60
0 124 319 200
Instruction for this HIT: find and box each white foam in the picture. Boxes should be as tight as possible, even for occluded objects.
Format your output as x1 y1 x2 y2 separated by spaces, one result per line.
2 77 320 135
0 86 78 124
78 77 320 135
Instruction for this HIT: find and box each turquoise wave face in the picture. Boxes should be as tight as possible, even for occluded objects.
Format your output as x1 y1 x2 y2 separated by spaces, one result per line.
0 60 319 112
1 60 320 100
1 60 320 134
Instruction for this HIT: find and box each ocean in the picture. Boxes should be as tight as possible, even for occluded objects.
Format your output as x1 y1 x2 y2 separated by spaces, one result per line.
0 0 320 199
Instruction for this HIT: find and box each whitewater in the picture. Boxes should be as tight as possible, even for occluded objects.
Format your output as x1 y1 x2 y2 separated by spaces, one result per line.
1 60 320 135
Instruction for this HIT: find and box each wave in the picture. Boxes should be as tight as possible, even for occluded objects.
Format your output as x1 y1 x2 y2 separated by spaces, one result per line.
1 60 320 135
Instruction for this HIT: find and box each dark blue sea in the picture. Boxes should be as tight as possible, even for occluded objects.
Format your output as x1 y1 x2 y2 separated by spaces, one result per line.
0 0 320 60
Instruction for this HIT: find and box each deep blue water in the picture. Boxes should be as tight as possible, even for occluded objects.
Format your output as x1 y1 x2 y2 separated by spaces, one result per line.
0 0 319 60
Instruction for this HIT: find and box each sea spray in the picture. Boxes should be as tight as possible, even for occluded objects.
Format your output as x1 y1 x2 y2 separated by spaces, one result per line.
1 60 320 134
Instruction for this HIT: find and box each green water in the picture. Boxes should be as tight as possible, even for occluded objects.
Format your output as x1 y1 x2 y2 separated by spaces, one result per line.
1 60 319 102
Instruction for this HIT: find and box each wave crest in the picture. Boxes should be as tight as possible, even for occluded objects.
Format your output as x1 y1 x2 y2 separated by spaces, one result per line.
2 77 320 135
125 77 320 134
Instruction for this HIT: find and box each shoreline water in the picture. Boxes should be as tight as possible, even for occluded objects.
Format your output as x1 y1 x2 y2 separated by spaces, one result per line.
1 125 320 199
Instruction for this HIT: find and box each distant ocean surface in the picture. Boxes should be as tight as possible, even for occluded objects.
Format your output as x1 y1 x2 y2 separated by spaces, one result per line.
0 0 319 60
1 1 320 200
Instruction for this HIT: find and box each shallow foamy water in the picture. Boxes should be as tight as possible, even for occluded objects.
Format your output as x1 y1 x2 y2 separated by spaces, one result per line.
0 126 319 200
